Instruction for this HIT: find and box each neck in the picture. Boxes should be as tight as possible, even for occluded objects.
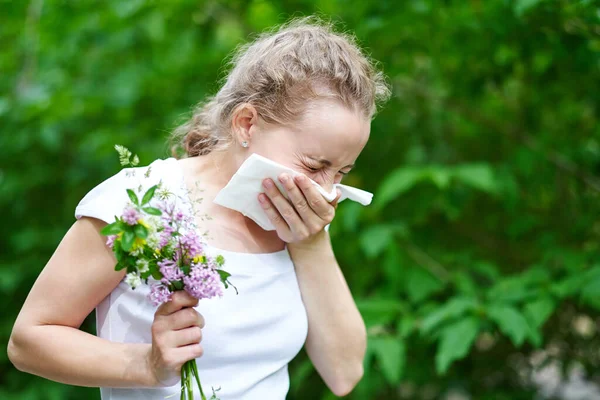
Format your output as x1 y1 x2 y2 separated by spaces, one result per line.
186 148 243 189
180 148 284 252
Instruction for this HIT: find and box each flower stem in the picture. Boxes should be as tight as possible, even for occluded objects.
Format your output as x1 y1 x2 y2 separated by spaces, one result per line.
180 367 186 400
190 360 207 400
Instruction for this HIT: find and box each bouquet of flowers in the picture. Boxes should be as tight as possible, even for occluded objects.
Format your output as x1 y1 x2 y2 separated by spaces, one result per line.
100 146 235 400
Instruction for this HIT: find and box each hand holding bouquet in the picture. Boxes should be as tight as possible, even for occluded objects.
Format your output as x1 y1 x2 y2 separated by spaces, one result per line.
100 146 235 400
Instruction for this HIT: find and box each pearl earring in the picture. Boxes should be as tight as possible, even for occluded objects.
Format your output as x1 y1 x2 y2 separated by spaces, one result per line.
241 141 249 148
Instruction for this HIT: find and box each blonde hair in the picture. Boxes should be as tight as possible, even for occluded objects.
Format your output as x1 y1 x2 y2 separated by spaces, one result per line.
171 17 391 157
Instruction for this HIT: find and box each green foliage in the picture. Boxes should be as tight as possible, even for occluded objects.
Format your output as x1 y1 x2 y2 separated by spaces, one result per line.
142 185 159 206
2 0 599 399
126 189 140 206
142 207 162 216
435 316 480 375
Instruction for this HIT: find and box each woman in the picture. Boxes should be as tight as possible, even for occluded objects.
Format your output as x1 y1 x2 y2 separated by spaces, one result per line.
8 18 390 399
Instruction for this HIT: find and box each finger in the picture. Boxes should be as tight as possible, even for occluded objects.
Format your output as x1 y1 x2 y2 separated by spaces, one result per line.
258 193 292 235
170 342 204 365
170 307 205 330
278 173 315 223
171 326 203 347
155 291 199 316
261 178 304 229
330 188 342 209
294 175 335 220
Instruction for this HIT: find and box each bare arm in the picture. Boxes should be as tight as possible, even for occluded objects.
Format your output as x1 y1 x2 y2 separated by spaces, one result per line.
7 217 155 387
7 217 204 388
288 232 366 397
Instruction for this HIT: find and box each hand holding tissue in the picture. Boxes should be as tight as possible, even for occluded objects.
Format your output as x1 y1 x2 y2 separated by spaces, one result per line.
213 153 373 231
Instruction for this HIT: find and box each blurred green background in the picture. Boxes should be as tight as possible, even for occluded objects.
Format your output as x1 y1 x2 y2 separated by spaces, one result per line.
2 0 600 399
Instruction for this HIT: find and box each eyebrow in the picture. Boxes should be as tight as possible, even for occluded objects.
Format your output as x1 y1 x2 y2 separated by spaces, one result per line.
309 156 355 169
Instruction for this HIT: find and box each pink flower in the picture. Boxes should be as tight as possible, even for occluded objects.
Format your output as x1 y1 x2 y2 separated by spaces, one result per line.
106 235 117 249
148 283 172 306
183 266 223 300
158 259 184 282
122 206 140 225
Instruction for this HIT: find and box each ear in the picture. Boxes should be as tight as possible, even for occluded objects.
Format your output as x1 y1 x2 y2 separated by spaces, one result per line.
231 103 259 146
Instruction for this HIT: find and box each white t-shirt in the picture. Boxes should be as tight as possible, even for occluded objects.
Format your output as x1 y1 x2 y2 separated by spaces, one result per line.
75 157 309 400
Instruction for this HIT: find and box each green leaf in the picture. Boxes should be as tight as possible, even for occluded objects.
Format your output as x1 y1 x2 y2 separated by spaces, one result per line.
426 167 451 189
115 262 127 271
524 297 555 329
452 164 498 195
357 298 405 327
151 269 162 280
217 269 232 283
420 297 478 335
487 275 537 303
142 185 158 205
127 189 139 206
142 206 162 216
487 305 529 346
121 231 135 252
100 221 122 236
551 275 584 298
435 317 480 374
217 269 238 293
398 315 415 338
376 167 422 209
581 278 600 310
406 267 444 303
171 280 184 290
359 225 395 259
134 224 148 239
525 320 543 348
370 336 405 385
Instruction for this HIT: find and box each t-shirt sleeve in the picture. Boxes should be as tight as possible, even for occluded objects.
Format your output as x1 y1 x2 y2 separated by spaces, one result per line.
75 168 137 225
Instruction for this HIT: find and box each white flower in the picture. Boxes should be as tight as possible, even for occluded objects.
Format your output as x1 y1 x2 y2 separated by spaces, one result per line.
129 247 143 257
146 233 159 250
125 272 142 289
148 216 161 230
136 259 149 273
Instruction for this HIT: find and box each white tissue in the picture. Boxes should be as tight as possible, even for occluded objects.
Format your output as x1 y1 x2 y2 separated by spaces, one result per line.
213 153 373 231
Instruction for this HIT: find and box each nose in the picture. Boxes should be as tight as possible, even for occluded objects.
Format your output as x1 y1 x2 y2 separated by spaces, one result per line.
313 177 334 194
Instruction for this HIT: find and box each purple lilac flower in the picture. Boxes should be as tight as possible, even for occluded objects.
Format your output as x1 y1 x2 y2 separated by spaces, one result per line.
106 235 117 249
158 259 184 282
149 283 172 306
175 210 187 222
180 230 204 261
122 206 140 225
156 223 175 250
183 266 223 300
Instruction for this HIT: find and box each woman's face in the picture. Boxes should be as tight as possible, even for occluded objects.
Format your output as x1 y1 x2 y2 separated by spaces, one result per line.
249 99 371 192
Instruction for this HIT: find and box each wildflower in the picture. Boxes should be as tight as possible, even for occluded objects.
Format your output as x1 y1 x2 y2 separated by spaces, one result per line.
192 255 207 264
136 259 149 273
106 235 118 249
183 266 223 300
122 206 140 225
148 283 172 306
146 232 160 251
158 259 184 282
124 272 142 289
